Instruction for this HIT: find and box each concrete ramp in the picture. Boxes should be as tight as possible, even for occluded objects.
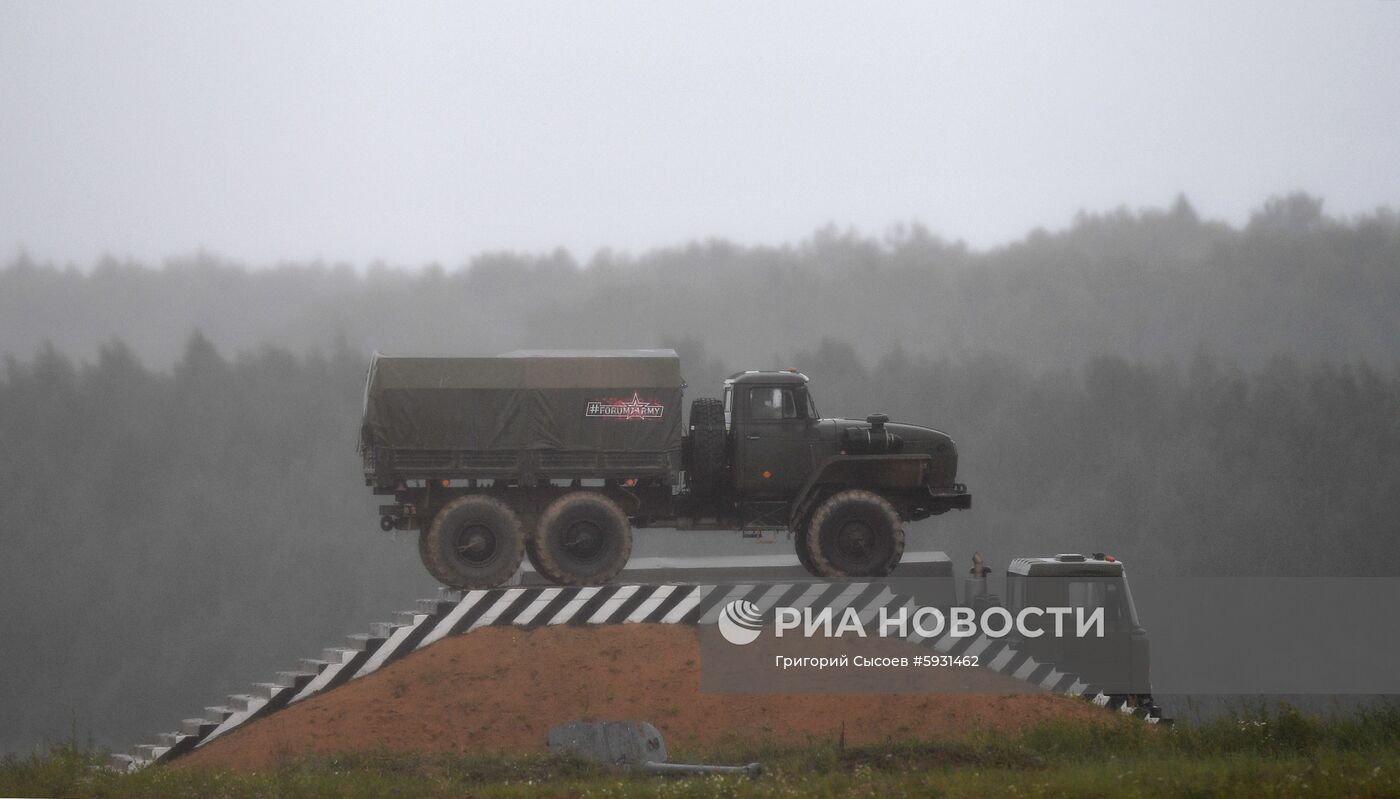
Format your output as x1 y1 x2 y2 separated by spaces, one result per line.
113 553 1162 771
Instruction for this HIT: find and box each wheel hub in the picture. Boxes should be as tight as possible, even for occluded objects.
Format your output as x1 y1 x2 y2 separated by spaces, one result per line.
454 523 498 566
835 519 876 562
561 520 606 562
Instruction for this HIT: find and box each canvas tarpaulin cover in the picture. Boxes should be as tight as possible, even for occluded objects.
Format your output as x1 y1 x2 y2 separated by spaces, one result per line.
361 350 684 455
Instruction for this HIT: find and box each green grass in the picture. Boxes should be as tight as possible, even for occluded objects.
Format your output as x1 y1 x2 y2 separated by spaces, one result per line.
6 702 1400 798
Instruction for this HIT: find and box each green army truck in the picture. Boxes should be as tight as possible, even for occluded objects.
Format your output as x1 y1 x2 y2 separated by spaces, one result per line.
360 349 970 589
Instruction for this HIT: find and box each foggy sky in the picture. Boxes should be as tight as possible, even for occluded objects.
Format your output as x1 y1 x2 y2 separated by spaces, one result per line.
2 1 1398 267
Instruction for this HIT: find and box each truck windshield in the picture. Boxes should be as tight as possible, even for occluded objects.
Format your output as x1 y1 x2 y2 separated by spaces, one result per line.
1066 579 1138 631
1021 576 1139 632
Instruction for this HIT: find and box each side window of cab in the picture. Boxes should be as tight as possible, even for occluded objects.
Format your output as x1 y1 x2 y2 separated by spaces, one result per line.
748 386 797 420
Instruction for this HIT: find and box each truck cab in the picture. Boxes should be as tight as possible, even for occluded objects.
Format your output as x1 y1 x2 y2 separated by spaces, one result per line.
1004 554 1151 697
724 371 821 498
709 370 970 521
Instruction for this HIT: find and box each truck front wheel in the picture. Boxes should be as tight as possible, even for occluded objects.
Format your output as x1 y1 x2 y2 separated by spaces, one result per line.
805 489 905 578
420 495 526 590
793 526 834 579
530 492 633 586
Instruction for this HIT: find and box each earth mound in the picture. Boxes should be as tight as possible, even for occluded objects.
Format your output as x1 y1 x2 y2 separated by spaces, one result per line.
179 624 1109 770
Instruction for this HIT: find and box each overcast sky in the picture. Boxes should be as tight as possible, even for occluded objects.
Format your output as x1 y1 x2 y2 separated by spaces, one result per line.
2 1 1398 267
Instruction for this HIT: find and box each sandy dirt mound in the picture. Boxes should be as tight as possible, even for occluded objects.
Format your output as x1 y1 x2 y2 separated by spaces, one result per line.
179 624 1109 770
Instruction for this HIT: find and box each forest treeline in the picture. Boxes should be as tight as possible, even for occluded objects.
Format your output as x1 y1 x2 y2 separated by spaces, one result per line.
3 193 1399 753
3 334 1398 753
2 194 1398 370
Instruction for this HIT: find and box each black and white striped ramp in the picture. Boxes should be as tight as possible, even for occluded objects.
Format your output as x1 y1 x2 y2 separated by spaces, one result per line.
112 581 1164 771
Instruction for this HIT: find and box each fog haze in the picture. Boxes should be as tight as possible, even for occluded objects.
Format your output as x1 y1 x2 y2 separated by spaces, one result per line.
3 1 1398 266
2 0 1400 761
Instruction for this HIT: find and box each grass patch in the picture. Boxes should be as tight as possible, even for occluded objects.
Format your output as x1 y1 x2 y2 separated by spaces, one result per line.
6 702 1400 798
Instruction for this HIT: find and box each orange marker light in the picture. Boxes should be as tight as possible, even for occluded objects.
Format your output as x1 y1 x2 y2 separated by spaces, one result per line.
624 478 637 487
440 479 450 488
762 470 773 479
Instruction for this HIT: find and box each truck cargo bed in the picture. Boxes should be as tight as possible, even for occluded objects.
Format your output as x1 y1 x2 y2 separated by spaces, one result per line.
360 350 685 486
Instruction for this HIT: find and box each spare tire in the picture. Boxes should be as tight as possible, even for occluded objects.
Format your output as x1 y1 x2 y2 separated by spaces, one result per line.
530 492 633 586
804 489 905 578
420 495 526 589
687 397 727 495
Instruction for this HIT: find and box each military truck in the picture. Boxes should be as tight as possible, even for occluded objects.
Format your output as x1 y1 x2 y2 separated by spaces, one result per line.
360 349 970 589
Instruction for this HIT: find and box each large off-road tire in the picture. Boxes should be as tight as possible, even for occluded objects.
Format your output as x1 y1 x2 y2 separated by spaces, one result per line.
420 495 526 590
804 489 905 578
687 397 727 496
530 492 633 586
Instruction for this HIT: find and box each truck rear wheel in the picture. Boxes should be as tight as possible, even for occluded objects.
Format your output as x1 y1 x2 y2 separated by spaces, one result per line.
530 492 633 586
805 489 905 578
420 495 526 590
687 397 726 495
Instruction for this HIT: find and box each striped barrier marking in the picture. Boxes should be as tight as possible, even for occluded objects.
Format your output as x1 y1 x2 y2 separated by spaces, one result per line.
513 587 566 626
354 617 425 678
587 585 641 623
292 650 355 703
660 585 711 624
547 587 603 626
625 584 677 622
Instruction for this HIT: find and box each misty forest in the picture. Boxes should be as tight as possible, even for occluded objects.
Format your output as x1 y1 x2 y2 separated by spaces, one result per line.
3 193 1400 754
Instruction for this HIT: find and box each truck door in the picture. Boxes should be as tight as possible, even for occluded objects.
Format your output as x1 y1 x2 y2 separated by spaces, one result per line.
734 384 814 498
1060 578 1137 694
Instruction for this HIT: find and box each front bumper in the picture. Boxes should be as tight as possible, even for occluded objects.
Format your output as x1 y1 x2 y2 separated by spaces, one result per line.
928 483 972 511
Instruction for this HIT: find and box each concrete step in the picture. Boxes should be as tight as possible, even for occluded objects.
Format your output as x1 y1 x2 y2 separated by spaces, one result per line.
298 658 330 674
346 633 384 652
392 610 424 626
156 732 189 748
109 753 136 771
134 744 169 761
368 621 402 639
253 682 288 700
227 693 262 712
276 670 316 689
417 598 455 615
182 718 218 737
437 586 464 602
322 647 357 664
204 705 237 722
